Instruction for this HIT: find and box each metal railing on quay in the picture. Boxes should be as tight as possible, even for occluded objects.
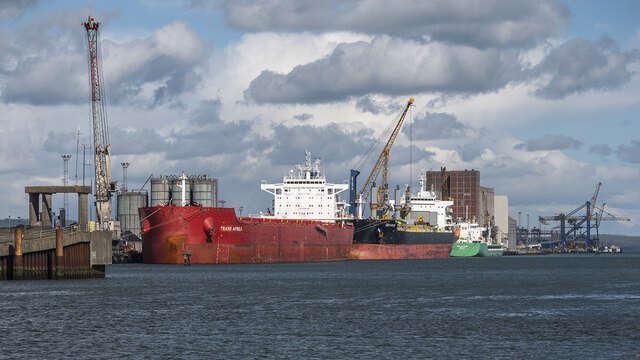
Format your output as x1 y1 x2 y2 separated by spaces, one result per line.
0 224 91 244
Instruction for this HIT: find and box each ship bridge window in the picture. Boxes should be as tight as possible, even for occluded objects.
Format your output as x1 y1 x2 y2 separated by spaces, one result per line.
328 189 333 195
276 189 282 194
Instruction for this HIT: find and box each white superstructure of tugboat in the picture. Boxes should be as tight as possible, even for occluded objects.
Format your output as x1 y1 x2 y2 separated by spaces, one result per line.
456 220 486 243
260 151 350 221
450 208 504 257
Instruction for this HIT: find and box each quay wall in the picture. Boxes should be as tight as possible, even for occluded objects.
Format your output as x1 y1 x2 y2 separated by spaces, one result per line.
0 227 111 280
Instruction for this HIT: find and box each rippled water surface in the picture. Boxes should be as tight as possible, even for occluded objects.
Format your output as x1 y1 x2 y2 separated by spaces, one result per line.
1 253 639 359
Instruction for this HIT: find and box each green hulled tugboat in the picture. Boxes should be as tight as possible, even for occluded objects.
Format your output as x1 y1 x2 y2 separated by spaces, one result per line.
450 220 503 257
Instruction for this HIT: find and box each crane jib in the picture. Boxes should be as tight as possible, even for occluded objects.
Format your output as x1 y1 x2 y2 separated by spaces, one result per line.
358 98 414 201
349 98 414 216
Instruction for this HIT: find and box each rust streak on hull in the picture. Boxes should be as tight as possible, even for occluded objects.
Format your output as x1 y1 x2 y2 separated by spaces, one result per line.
349 243 453 260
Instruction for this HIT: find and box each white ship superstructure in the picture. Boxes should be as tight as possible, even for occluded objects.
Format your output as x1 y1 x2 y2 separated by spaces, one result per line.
399 174 454 230
261 151 349 220
456 221 487 243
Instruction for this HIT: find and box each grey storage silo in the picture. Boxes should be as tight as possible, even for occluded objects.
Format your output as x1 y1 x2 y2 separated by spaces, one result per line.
117 191 148 238
192 176 218 207
150 177 171 206
170 176 191 206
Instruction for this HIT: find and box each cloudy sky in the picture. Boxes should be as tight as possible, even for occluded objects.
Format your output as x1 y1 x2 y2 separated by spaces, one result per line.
1 0 639 234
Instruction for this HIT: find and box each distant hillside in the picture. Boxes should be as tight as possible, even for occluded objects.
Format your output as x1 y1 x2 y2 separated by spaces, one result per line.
600 235 640 252
0 218 28 227
1 218 79 228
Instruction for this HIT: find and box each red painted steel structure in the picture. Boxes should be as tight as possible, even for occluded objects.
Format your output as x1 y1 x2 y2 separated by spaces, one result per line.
349 243 453 260
140 206 354 264
84 18 103 104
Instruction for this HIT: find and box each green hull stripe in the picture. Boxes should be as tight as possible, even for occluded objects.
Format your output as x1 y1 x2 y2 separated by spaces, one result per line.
450 242 503 257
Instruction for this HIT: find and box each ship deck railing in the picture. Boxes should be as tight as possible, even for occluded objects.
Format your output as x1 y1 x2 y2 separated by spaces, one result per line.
0 224 90 244
238 217 350 227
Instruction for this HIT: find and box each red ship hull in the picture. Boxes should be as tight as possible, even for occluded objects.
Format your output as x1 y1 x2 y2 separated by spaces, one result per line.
349 243 453 260
349 219 455 260
139 206 354 264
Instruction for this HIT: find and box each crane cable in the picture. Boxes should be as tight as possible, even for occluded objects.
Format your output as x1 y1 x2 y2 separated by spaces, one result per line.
352 106 406 172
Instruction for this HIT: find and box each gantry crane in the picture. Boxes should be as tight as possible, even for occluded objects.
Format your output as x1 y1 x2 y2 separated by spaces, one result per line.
538 182 630 248
589 182 601 217
349 98 414 218
83 16 113 229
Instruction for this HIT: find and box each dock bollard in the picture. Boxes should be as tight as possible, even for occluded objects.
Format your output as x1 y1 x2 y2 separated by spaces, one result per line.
14 228 23 280
56 229 64 279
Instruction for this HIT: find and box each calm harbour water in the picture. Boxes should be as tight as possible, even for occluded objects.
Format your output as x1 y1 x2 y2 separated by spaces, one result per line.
1 253 639 359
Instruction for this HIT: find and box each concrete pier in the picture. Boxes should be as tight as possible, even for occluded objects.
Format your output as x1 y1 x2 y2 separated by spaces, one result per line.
24 186 92 227
42 193 52 227
0 227 111 280
56 228 64 279
29 194 39 224
14 228 23 280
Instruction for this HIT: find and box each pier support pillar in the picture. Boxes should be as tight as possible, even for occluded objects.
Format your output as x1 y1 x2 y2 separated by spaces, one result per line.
55 229 64 279
78 193 88 228
42 193 52 228
29 193 40 226
14 228 23 280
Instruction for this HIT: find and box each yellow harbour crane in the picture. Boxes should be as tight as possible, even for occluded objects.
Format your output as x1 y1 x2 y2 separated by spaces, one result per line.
349 98 414 219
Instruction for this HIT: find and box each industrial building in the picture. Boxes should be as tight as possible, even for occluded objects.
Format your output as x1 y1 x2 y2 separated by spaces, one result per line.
115 174 218 246
507 217 517 250
478 186 495 228
426 169 481 221
494 195 509 245
426 169 510 246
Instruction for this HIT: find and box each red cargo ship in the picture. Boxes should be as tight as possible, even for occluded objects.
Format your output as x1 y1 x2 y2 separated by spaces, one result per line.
140 152 354 264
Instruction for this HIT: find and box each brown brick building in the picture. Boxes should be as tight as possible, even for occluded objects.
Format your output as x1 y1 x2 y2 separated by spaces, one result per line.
426 169 494 225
